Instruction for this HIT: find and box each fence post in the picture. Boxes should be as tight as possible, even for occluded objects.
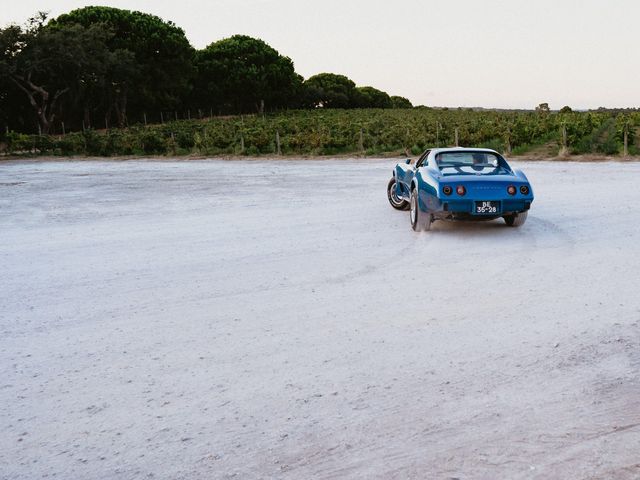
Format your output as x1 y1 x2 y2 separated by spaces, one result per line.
454 127 459 147
240 133 245 153
358 128 364 153
160 112 164 124
624 124 629 157
560 124 568 156
276 131 282 155
61 122 66 136
143 113 147 126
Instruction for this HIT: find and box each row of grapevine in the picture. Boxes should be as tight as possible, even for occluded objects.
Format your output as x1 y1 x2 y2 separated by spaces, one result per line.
2 108 639 157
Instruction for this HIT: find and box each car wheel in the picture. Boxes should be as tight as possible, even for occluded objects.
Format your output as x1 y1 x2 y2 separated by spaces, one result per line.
410 189 431 231
504 211 528 227
387 178 409 210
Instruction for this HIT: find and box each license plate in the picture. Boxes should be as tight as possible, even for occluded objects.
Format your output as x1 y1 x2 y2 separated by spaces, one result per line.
475 201 500 214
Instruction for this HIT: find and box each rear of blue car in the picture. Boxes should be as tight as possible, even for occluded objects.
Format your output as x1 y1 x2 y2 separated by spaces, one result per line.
434 180 533 219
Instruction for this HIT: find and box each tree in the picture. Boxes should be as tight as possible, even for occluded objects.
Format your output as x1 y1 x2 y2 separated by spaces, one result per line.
53 6 195 125
193 35 301 114
559 105 572 114
0 13 119 133
74 47 137 129
0 77 11 135
535 102 550 114
354 86 392 108
303 73 357 108
391 96 413 109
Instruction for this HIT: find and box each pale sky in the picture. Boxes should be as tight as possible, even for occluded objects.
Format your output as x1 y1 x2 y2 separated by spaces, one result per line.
3 0 639 109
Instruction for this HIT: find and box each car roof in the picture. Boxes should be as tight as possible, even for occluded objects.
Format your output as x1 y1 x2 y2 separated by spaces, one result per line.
429 147 500 155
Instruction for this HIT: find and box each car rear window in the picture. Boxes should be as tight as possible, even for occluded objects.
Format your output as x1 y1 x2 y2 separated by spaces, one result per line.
436 151 508 175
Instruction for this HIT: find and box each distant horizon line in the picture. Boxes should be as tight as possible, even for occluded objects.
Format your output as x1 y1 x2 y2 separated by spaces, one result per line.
422 106 640 112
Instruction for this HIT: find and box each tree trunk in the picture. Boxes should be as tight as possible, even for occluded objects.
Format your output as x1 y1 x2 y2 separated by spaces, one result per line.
84 107 91 130
114 88 128 128
9 74 67 134
37 108 51 134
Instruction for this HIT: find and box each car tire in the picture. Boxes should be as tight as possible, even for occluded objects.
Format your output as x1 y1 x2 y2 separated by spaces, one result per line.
387 178 409 210
504 211 528 227
410 189 431 231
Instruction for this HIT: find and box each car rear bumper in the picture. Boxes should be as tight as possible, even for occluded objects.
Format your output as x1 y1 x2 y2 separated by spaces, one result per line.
432 198 532 216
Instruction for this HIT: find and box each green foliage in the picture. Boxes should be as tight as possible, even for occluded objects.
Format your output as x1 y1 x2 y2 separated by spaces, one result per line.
5 131 34 152
192 35 300 114
0 14 121 133
56 132 85 155
3 7 403 133
570 117 620 155
53 6 195 123
3 108 636 158
355 86 392 108
303 73 357 108
391 96 413 109
138 129 167 154
536 102 550 114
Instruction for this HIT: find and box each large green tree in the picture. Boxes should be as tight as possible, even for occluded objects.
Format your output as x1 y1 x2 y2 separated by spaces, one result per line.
52 6 194 125
0 77 22 134
193 35 301 114
354 86 392 108
0 13 119 133
391 95 413 109
303 73 357 108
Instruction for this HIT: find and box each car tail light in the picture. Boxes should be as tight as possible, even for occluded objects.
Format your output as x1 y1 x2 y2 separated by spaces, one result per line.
443 185 452 196
456 185 466 196
507 185 517 195
520 185 530 195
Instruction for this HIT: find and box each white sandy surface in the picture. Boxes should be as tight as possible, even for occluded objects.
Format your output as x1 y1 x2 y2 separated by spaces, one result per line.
1 158 639 479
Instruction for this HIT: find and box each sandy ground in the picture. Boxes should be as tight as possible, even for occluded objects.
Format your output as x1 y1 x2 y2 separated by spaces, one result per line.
1 158 639 480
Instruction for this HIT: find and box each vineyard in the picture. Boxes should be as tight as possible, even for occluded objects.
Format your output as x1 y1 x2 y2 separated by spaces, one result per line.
2 108 639 158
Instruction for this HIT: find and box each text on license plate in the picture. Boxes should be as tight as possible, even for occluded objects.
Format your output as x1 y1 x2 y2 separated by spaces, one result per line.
475 201 499 214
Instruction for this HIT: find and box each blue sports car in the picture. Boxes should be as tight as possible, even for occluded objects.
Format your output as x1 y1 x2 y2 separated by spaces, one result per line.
387 147 534 231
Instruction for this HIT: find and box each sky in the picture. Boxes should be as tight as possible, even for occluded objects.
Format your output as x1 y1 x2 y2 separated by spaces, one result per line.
3 0 639 109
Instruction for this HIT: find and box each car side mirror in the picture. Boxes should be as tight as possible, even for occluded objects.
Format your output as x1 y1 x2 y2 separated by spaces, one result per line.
405 159 411 165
